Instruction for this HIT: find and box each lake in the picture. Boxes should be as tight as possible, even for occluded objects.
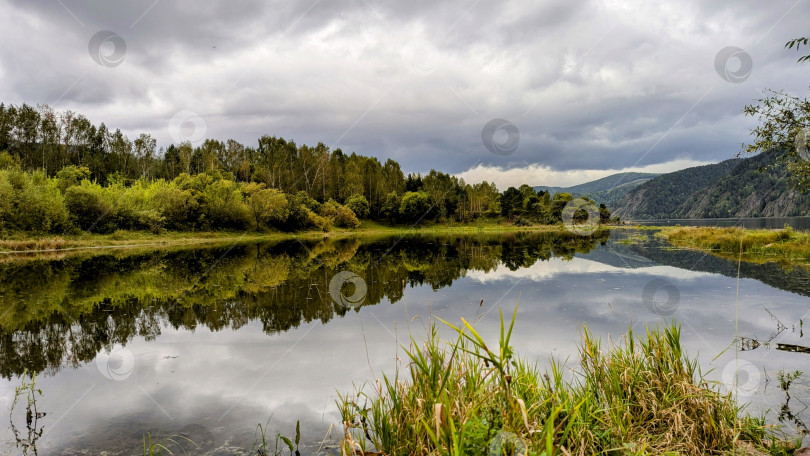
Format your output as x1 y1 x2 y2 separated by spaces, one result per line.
1 228 809 454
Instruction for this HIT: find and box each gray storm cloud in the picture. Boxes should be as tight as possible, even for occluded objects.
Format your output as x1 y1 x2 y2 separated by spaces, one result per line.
0 0 807 186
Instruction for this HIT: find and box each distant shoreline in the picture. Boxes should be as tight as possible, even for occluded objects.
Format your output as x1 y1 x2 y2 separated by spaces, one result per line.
659 225 810 266
0 221 611 256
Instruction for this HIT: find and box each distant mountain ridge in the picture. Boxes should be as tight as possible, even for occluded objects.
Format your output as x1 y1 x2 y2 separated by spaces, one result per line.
612 149 810 219
534 172 659 208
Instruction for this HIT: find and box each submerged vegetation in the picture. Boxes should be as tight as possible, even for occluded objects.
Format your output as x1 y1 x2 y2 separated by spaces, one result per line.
661 226 810 265
337 309 797 456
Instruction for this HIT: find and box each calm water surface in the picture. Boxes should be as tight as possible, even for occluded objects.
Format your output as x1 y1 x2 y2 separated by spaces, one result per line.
0 229 809 454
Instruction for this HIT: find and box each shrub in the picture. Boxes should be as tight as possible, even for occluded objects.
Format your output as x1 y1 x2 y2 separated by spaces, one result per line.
319 199 340 220
199 179 250 230
4 170 69 233
284 191 320 231
345 194 369 219
0 151 17 169
0 171 14 232
307 209 331 232
334 204 361 229
513 216 531 226
247 187 289 230
55 165 91 193
146 181 199 230
64 181 114 232
320 199 361 229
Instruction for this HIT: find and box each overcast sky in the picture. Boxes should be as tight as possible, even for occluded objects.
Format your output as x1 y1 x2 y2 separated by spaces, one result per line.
1 0 808 188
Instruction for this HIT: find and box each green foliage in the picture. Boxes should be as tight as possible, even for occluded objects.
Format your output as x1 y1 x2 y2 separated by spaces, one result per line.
199 178 250 230
738 39 810 190
513 216 531 227
399 191 432 222
285 191 320 231
549 192 573 223
252 418 298 456
146 180 198 230
535 172 658 209
499 187 523 220
382 191 402 221
614 150 810 219
338 310 790 456
0 169 69 233
246 184 290 230
785 37 810 63
55 165 91 193
0 151 18 169
64 180 115 232
777 369 802 395
10 370 43 456
331 202 361 229
661 226 810 265
345 194 369 219
598 203 611 223
743 90 810 189
307 209 332 232
0 101 627 233
0 232 611 377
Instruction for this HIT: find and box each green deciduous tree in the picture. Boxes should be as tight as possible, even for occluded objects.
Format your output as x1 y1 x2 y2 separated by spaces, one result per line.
399 191 431 222
246 183 289 230
345 194 370 219
743 38 810 190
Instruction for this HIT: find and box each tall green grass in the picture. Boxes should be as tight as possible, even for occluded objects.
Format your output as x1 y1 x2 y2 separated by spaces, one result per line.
662 226 810 264
337 307 797 455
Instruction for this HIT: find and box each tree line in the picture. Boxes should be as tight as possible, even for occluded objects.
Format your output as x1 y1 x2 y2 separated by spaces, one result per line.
0 102 610 234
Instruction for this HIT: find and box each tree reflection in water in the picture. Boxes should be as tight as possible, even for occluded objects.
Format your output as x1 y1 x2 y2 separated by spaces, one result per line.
0 230 609 378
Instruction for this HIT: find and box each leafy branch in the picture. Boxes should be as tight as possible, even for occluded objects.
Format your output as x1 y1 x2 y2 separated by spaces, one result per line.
786 37 810 63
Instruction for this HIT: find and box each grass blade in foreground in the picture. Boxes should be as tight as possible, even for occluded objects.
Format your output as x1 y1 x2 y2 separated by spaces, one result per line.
337 306 799 455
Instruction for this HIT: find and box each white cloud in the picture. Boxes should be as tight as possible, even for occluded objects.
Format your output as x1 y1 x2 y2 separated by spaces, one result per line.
1 0 807 175
456 158 713 189
465 256 712 282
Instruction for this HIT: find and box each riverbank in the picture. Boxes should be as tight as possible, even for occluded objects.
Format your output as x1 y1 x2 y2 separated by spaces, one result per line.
0 221 611 255
659 226 810 265
337 309 798 456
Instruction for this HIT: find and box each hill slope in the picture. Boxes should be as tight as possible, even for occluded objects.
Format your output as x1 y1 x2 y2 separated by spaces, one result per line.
534 172 659 208
613 150 810 219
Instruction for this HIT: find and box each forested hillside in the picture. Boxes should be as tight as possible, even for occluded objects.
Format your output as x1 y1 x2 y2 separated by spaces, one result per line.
613 149 810 219
534 172 658 208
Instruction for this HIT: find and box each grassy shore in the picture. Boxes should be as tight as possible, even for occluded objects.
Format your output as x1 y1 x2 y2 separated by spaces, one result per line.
337 308 797 456
659 226 810 265
0 221 606 255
